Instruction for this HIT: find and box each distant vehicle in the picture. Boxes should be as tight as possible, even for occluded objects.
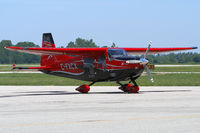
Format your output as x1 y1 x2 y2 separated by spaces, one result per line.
5 33 197 93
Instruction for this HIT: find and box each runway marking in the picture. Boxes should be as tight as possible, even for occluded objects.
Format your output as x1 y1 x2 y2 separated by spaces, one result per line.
2 114 200 128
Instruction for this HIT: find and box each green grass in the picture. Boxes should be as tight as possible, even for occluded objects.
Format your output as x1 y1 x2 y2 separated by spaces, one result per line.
0 73 199 86
0 66 11 71
1 65 200 72
0 64 199 86
151 66 200 72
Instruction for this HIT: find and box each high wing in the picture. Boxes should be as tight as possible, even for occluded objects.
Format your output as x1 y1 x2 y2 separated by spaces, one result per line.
123 47 198 55
4 47 107 56
4 46 197 56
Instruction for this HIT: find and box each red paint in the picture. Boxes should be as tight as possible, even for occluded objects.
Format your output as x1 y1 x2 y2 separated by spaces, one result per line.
27 66 51 69
13 64 16 69
119 84 140 93
4 47 196 56
75 85 90 93
4 46 196 72
42 41 55 48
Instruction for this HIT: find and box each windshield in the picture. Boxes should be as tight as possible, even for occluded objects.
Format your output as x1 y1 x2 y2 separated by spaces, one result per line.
107 49 128 58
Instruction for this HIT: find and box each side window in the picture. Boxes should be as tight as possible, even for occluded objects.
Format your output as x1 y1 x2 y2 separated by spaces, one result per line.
107 49 128 59
98 55 106 70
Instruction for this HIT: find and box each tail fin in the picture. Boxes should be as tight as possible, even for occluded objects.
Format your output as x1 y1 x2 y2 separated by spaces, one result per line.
41 33 56 66
42 33 55 48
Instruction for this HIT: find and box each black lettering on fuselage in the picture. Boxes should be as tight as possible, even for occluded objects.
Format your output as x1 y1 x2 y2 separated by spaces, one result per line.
60 63 78 70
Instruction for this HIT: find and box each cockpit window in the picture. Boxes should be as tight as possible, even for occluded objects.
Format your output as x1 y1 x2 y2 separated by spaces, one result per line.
107 49 128 58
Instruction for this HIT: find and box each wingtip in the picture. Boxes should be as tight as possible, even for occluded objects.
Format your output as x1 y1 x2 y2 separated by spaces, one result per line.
192 46 198 49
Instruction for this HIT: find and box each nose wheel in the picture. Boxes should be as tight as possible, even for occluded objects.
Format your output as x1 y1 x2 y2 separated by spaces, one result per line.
117 80 140 93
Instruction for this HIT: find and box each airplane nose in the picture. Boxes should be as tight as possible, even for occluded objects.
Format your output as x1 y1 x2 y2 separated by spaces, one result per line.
140 58 149 65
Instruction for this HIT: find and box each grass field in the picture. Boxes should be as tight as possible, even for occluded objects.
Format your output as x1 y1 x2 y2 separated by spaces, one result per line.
152 66 200 72
0 64 199 86
1 65 200 72
0 73 199 86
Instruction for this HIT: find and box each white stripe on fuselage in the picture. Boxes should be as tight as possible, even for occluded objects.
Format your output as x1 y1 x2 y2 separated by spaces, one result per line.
50 71 85 76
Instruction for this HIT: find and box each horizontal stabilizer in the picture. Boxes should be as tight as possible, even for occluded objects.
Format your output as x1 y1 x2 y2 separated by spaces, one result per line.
13 65 50 70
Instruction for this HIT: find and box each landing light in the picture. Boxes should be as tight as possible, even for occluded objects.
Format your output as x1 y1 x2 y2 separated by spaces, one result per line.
125 58 148 64
140 58 149 65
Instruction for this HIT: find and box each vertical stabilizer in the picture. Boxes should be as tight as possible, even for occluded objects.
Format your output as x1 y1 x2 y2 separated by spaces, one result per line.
41 33 56 66
42 33 55 48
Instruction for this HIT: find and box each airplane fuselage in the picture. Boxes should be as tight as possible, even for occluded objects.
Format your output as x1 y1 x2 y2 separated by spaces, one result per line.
40 52 145 82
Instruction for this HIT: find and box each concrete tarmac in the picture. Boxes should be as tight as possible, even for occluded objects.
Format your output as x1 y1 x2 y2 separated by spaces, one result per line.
0 86 200 133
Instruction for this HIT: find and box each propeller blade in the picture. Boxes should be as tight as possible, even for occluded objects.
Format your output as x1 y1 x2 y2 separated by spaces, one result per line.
144 41 152 59
144 65 154 82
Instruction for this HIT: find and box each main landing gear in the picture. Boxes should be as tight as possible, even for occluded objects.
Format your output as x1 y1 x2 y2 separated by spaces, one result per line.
75 80 139 93
75 82 95 93
117 79 140 93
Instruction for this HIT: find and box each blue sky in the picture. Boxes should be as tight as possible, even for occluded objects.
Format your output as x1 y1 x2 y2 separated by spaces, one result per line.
0 0 199 52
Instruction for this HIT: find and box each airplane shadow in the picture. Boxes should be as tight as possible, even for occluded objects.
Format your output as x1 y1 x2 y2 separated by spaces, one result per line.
0 89 191 98
140 89 191 93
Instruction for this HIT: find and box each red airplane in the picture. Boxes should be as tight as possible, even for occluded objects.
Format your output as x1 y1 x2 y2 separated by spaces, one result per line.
5 33 197 93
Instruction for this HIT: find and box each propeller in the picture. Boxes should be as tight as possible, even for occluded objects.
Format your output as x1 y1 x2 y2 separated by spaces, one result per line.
142 41 154 82
144 41 152 59
144 65 154 82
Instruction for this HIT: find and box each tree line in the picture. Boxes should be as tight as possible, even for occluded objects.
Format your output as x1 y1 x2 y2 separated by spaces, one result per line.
0 39 199 64
0 40 40 64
